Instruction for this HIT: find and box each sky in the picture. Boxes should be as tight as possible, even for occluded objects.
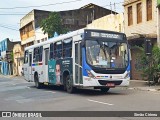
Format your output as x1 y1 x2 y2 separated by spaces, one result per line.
0 0 124 41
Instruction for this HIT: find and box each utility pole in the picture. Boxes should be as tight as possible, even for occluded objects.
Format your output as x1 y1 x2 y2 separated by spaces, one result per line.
114 3 116 14
110 2 112 14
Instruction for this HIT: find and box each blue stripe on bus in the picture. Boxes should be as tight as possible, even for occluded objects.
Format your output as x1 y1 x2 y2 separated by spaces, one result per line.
82 48 91 76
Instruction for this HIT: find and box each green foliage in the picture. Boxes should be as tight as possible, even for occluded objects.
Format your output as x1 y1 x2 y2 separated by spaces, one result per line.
40 12 68 38
137 45 160 84
11 51 14 62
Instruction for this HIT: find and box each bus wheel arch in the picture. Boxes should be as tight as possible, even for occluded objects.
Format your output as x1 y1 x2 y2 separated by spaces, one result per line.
34 72 42 89
63 71 75 93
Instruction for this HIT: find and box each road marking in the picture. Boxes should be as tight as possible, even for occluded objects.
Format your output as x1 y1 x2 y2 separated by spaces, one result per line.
87 99 114 106
45 91 56 93
26 86 31 89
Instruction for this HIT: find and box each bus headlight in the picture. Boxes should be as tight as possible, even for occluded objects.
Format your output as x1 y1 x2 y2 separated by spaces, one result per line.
124 71 130 79
86 70 95 78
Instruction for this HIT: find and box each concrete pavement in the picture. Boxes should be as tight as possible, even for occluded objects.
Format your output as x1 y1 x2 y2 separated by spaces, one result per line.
0 74 160 120
0 74 160 92
130 80 160 92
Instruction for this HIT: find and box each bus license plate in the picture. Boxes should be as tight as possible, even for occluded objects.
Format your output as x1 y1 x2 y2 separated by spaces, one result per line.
106 83 115 87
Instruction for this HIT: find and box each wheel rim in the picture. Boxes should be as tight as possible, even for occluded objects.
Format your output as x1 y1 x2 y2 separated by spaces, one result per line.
35 75 38 87
66 76 72 91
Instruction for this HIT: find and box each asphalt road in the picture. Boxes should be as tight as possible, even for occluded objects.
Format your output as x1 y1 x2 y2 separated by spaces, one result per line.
0 75 160 120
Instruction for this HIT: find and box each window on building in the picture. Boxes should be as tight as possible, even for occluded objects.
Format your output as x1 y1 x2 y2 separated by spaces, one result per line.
37 40 40 43
41 38 44 42
28 23 33 32
128 6 133 26
64 19 74 24
63 38 72 58
137 3 142 23
147 0 152 21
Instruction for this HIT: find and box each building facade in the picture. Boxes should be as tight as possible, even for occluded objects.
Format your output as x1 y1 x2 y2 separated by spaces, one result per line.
0 38 19 75
87 13 124 33
123 0 157 79
20 10 50 47
19 3 117 48
157 0 160 46
13 43 24 76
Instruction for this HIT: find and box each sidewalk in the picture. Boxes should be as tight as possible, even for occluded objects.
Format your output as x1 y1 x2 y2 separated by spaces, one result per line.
129 80 160 92
0 74 24 81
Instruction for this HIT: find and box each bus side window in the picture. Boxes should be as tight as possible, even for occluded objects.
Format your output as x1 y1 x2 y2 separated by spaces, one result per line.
63 38 72 58
24 50 28 64
33 47 40 62
39 46 43 61
54 43 57 59
54 41 62 59
50 43 54 59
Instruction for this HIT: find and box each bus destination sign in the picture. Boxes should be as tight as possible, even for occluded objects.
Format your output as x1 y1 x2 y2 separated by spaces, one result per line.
91 31 122 39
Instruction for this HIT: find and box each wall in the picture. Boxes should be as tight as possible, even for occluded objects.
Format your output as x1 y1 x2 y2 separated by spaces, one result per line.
20 10 34 28
124 0 157 80
87 13 124 32
13 44 24 76
157 1 160 46
124 0 157 37
34 27 48 44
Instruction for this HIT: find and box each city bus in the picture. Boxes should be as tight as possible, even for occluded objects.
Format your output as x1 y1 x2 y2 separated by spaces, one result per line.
23 29 130 93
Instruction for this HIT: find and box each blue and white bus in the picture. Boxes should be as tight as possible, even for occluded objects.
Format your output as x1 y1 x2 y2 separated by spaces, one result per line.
23 29 130 93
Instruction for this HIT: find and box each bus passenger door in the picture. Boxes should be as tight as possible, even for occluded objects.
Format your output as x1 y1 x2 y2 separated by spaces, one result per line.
28 53 33 81
75 42 83 85
43 48 49 82
23 51 30 81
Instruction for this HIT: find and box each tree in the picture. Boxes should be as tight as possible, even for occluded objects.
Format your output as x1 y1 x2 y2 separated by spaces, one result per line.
40 12 68 38
136 45 160 85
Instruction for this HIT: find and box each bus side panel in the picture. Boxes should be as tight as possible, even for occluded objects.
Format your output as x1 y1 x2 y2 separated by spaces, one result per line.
48 58 73 85
48 59 56 84
82 48 99 87
60 58 73 85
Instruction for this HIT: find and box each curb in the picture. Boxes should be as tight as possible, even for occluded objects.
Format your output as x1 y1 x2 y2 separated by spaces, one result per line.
128 87 160 92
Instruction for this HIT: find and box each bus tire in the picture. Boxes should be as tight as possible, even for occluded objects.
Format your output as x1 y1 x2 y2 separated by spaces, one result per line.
100 87 110 93
66 75 75 93
34 73 42 89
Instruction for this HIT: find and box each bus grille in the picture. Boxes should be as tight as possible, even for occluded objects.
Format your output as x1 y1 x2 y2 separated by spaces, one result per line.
98 80 122 85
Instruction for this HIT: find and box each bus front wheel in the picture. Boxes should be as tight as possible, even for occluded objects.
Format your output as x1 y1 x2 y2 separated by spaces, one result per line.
66 75 75 93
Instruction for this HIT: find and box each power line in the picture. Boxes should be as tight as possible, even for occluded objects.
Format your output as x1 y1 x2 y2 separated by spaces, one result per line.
0 24 47 35
0 0 83 9
103 2 124 7
0 1 124 15
0 25 19 31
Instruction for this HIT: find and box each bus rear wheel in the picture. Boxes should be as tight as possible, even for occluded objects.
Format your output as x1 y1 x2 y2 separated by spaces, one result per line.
34 74 42 89
100 87 110 93
66 75 75 93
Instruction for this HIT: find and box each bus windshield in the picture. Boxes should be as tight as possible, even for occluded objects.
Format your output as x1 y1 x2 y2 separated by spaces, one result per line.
86 40 128 69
